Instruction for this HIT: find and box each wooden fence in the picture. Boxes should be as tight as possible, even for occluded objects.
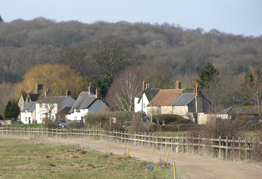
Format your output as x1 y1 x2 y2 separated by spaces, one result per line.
0 127 257 161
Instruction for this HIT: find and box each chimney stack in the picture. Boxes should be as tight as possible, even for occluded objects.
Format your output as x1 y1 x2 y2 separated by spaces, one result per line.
66 88 71 96
196 84 202 97
45 89 49 98
175 80 181 89
88 83 94 95
142 79 147 90
36 82 43 93
96 87 101 99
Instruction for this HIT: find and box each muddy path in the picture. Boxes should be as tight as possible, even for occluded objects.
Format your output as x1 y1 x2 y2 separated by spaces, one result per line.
1 135 262 179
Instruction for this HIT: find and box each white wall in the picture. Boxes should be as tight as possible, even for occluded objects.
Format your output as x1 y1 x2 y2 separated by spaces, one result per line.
134 93 149 114
36 103 58 123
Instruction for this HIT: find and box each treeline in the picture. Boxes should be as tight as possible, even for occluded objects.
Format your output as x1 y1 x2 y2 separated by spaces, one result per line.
0 17 262 84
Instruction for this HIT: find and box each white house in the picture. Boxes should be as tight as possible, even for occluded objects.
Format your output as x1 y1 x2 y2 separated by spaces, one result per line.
134 80 160 115
67 86 108 122
20 102 36 124
35 88 75 124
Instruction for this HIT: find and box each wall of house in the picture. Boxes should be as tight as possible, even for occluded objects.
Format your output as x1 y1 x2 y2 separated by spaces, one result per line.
161 106 173 114
188 100 195 113
21 110 36 124
134 94 149 114
173 106 189 116
18 95 25 111
36 103 58 123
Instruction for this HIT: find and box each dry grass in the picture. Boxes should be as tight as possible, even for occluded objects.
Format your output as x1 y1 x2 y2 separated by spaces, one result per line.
0 138 187 179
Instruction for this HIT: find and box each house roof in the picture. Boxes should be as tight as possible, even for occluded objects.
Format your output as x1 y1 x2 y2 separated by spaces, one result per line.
134 88 160 102
57 107 72 115
218 106 258 115
21 102 36 112
149 89 184 106
37 96 75 112
171 93 196 106
69 91 107 113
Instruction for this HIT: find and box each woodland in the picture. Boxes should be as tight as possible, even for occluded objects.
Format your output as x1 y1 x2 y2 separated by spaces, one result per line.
0 17 262 115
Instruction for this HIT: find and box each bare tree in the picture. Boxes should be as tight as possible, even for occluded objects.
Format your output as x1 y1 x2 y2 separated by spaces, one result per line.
90 36 143 77
59 43 88 75
106 65 144 111
245 68 262 120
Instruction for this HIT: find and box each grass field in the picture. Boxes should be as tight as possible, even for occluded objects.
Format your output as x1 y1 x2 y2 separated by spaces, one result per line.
0 138 187 179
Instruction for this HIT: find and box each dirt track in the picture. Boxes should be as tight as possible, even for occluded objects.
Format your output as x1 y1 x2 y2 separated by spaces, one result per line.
1 135 262 179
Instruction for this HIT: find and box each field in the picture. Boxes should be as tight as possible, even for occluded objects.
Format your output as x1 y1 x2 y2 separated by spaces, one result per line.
0 138 185 179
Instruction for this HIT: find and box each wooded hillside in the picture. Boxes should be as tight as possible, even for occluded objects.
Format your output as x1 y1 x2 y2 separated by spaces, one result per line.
0 17 261 84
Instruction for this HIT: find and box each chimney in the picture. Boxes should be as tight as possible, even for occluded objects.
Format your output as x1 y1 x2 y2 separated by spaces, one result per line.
45 89 50 98
196 84 202 97
146 82 150 90
96 87 101 99
142 79 147 90
66 88 71 96
88 83 94 95
35 82 43 93
175 80 181 89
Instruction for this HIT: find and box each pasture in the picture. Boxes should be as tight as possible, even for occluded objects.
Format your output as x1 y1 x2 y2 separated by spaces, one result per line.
0 138 186 178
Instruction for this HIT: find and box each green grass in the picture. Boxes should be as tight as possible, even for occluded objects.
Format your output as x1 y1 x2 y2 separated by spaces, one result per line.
0 138 187 179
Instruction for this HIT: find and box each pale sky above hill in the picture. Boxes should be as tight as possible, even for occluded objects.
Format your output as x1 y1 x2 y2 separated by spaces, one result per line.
1 0 261 37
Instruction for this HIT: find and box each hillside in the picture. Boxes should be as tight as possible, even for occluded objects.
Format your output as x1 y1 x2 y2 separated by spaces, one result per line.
0 17 261 83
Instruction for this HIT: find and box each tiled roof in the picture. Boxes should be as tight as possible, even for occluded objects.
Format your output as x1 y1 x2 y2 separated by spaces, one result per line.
149 89 184 106
171 93 196 106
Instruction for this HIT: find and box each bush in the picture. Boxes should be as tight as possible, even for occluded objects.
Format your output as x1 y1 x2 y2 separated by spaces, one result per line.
152 114 190 125
66 122 84 129
128 112 148 133
44 118 59 129
251 132 262 162
85 111 134 124
200 118 239 139
102 121 125 132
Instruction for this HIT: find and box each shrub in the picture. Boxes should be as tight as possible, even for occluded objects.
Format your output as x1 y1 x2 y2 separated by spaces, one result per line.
102 121 125 132
200 118 239 138
85 111 134 124
44 118 59 129
66 122 84 129
152 114 190 125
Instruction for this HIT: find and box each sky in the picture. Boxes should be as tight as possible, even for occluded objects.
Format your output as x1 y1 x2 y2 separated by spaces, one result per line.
1 0 261 37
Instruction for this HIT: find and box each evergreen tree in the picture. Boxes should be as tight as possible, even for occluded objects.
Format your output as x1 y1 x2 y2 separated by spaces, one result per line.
0 15 3 23
91 75 113 98
9 102 20 119
4 101 12 119
196 62 218 88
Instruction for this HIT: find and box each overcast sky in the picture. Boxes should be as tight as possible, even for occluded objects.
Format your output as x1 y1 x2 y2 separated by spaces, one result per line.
1 0 261 37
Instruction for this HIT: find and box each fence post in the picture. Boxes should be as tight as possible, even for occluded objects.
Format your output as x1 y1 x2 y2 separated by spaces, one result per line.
245 137 248 160
198 135 201 154
219 136 221 158
226 136 228 160
239 136 241 161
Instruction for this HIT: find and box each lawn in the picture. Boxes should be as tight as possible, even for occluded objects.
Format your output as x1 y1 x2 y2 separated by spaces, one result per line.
0 138 187 179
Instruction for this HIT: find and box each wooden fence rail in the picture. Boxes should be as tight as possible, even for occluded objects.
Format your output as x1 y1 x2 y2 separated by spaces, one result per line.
0 127 257 161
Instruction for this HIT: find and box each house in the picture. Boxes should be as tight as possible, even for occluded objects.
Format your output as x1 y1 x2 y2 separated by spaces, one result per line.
134 80 160 115
18 83 44 111
35 88 75 124
20 102 36 124
67 86 108 122
147 83 212 123
217 106 259 120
